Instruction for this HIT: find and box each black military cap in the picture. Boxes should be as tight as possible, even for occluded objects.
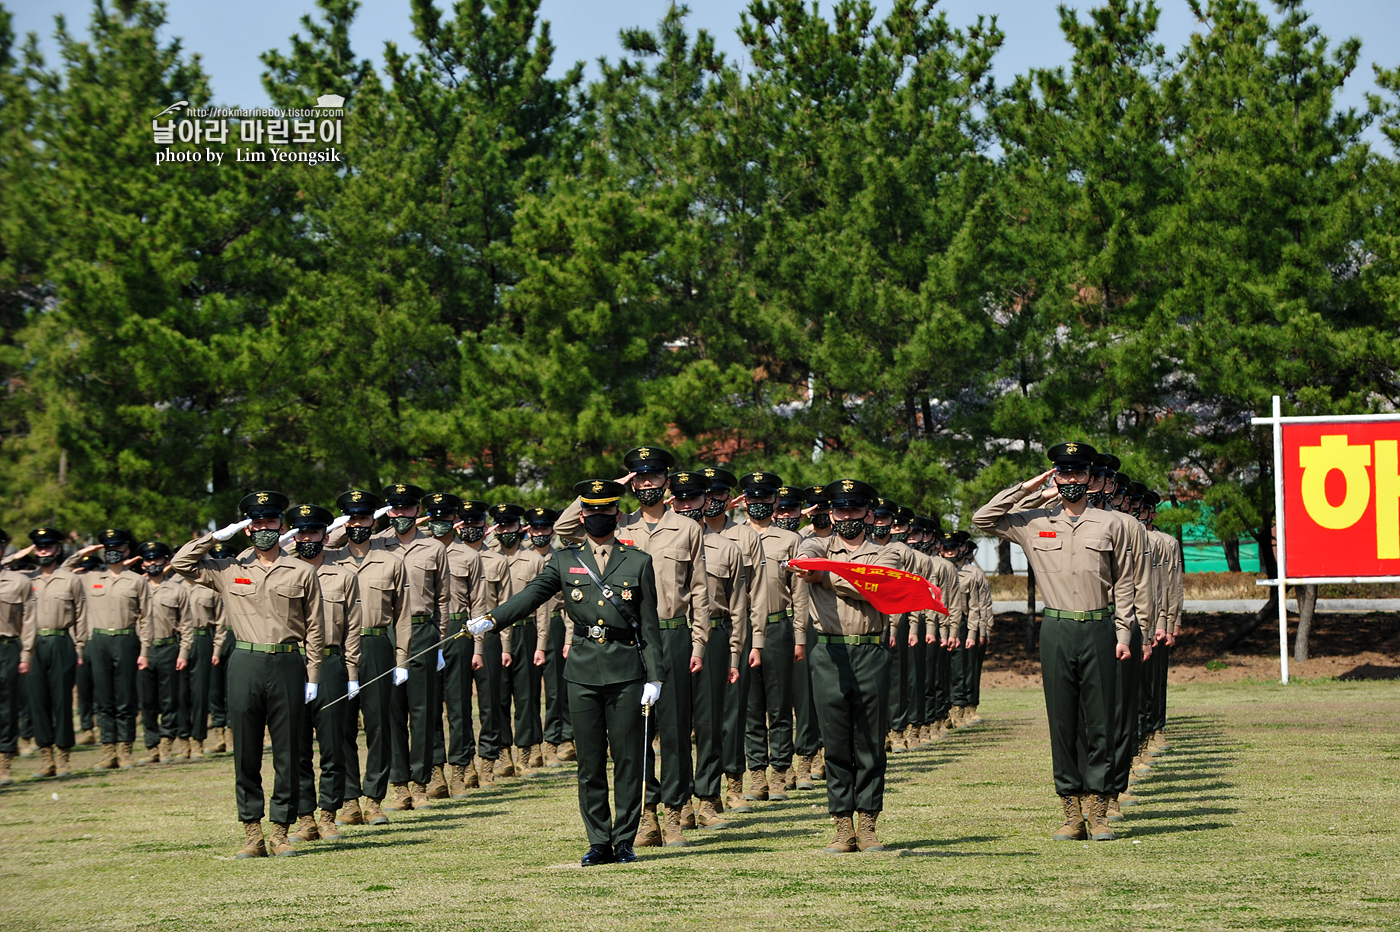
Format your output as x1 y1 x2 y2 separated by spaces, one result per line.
700 467 738 493
1047 441 1097 469
525 506 560 527
575 479 625 505
210 541 238 559
739 471 783 495
423 492 462 517
336 489 381 516
1113 471 1132 490
1143 489 1162 507
239 490 289 519
1092 452 1121 476
1126 481 1149 502
138 540 173 559
29 526 63 545
285 503 333 529
669 470 710 498
97 528 136 546
950 530 971 546
488 503 526 524
824 479 877 508
623 446 675 475
381 483 424 507
871 497 899 517
894 505 916 525
804 485 828 506
909 516 938 534
776 486 805 508
458 499 490 518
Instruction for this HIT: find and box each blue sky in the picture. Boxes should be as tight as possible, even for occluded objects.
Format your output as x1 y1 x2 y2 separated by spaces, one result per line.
8 0 1398 146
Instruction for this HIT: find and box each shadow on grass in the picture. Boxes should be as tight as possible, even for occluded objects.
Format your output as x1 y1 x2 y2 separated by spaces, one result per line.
1123 714 1242 834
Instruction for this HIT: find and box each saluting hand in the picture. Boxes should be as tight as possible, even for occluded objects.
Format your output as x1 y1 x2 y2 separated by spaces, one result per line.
1021 469 1055 494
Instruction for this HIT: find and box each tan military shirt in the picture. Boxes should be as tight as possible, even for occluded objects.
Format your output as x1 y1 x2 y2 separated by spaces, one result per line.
172 536 326 683
442 538 484 618
1148 529 1184 635
78 566 149 636
958 560 994 639
21 568 87 662
532 544 563 652
499 545 547 655
469 543 512 657
371 527 451 638
329 546 414 666
973 485 1137 645
0 567 29 639
703 526 750 665
557 499 712 658
315 561 364 679
922 552 966 642
180 577 225 661
1103 506 1155 638
795 534 904 637
754 523 813 647
140 577 189 658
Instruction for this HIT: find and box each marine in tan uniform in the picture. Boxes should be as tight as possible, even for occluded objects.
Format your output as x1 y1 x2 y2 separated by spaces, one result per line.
973 443 1137 843
0 528 27 784
18 526 87 779
791 479 903 853
64 529 146 770
555 446 711 848
526 507 572 767
204 540 238 754
794 486 831 781
286 504 361 844
894 511 936 745
1143 490 1182 754
458 499 513 784
136 541 187 765
174 491 325 859
179 561 224 760
491 502 548 774
952 531 993 725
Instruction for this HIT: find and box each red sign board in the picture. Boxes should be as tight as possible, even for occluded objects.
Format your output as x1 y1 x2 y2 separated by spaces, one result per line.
1282 421 1400 578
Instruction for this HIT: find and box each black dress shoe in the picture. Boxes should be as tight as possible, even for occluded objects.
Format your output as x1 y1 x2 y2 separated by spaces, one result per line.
581 843 616 867
613 841 637 863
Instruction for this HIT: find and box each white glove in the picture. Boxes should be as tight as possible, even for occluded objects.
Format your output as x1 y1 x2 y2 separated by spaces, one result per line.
347 680 360 699
640 681 662 707
392 667 408 686
212 518 251 542
278 530 295 547
467 616 493 636
436 650 446 671
374 505 391 519
304 682 318 704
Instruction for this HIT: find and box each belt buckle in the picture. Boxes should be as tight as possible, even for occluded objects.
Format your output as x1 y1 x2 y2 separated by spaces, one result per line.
588 624 605 643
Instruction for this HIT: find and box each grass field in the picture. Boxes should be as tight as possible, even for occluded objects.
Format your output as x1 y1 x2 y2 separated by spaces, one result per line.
1 679 1395 932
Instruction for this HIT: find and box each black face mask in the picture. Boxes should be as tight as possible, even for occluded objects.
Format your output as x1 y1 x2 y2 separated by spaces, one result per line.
251 529 281 552
703 497 728 518
774 517 801 532
676 508 704 522
891 531 908 543
497 531 521 549
1058 483 1088 504
390 516 417 535
810 513 831 530
835 518 866 540
634 486 665 507
295 540 324 559
871 523 891 540
583 512 619 538
746 502 775 521
530 533 553 549
427 519 455 539
143 562 166 576
462 525 485 543
103 548 127 564
1088 491 1107 507
346 524 373 544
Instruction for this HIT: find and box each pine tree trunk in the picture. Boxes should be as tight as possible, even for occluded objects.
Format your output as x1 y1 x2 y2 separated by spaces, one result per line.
997 539 1013 575
1294 584 1318 663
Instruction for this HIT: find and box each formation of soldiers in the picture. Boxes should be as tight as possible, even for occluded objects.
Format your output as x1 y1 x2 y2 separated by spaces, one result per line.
0 440 1183 863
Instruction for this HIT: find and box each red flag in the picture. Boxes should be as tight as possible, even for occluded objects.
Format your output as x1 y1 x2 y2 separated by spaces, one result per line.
789 558 949 616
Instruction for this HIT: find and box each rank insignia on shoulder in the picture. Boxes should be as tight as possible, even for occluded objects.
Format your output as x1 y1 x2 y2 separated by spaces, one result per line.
571 588 584 602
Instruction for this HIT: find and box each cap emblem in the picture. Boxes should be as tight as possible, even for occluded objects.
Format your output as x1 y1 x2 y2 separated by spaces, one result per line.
1065 442 1079 454
350 491 362 501
256 492 269 504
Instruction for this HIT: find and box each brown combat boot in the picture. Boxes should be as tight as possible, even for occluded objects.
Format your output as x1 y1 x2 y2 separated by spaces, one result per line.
785 767 797 791
1088 794 1116 840
410 782 432 809
1052 796 1088 840
425 765 449 799
745 768 769 801
0 752 12 785
557 740 576 762
726 773 752 813
54 746 71 777
542 742 561 768
1107 794 1125 823
823 813 857 853
795 755 815 790
34 746 55 778
290 814 320 842
529 744 544 768
336 798 364 826
117 742 135 769
268 822 298 856
159 737 174 764
967 706 983 725
76 728 95 746
696 797 729 829
188 738 204 760
363 798 390 825
386 783 413 810
18 737 34 758
236 821 267 858
769 768 790 801
496 753 515 778
663 805 687 847
95 744 118 771
812 749 826 781
857 811 885 851
1118 788 1139 808
318 809 344 840
1152 728 1170 751
513 747 533 777
173 737 190 760
207 727 226 754
479 758 495 786
679 798 696 829
143 743 160 765
634 804 663 847
463 760 480 789
449 765 469 797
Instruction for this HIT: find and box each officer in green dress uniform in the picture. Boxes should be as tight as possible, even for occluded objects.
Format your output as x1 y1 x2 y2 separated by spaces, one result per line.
470 479 664 866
